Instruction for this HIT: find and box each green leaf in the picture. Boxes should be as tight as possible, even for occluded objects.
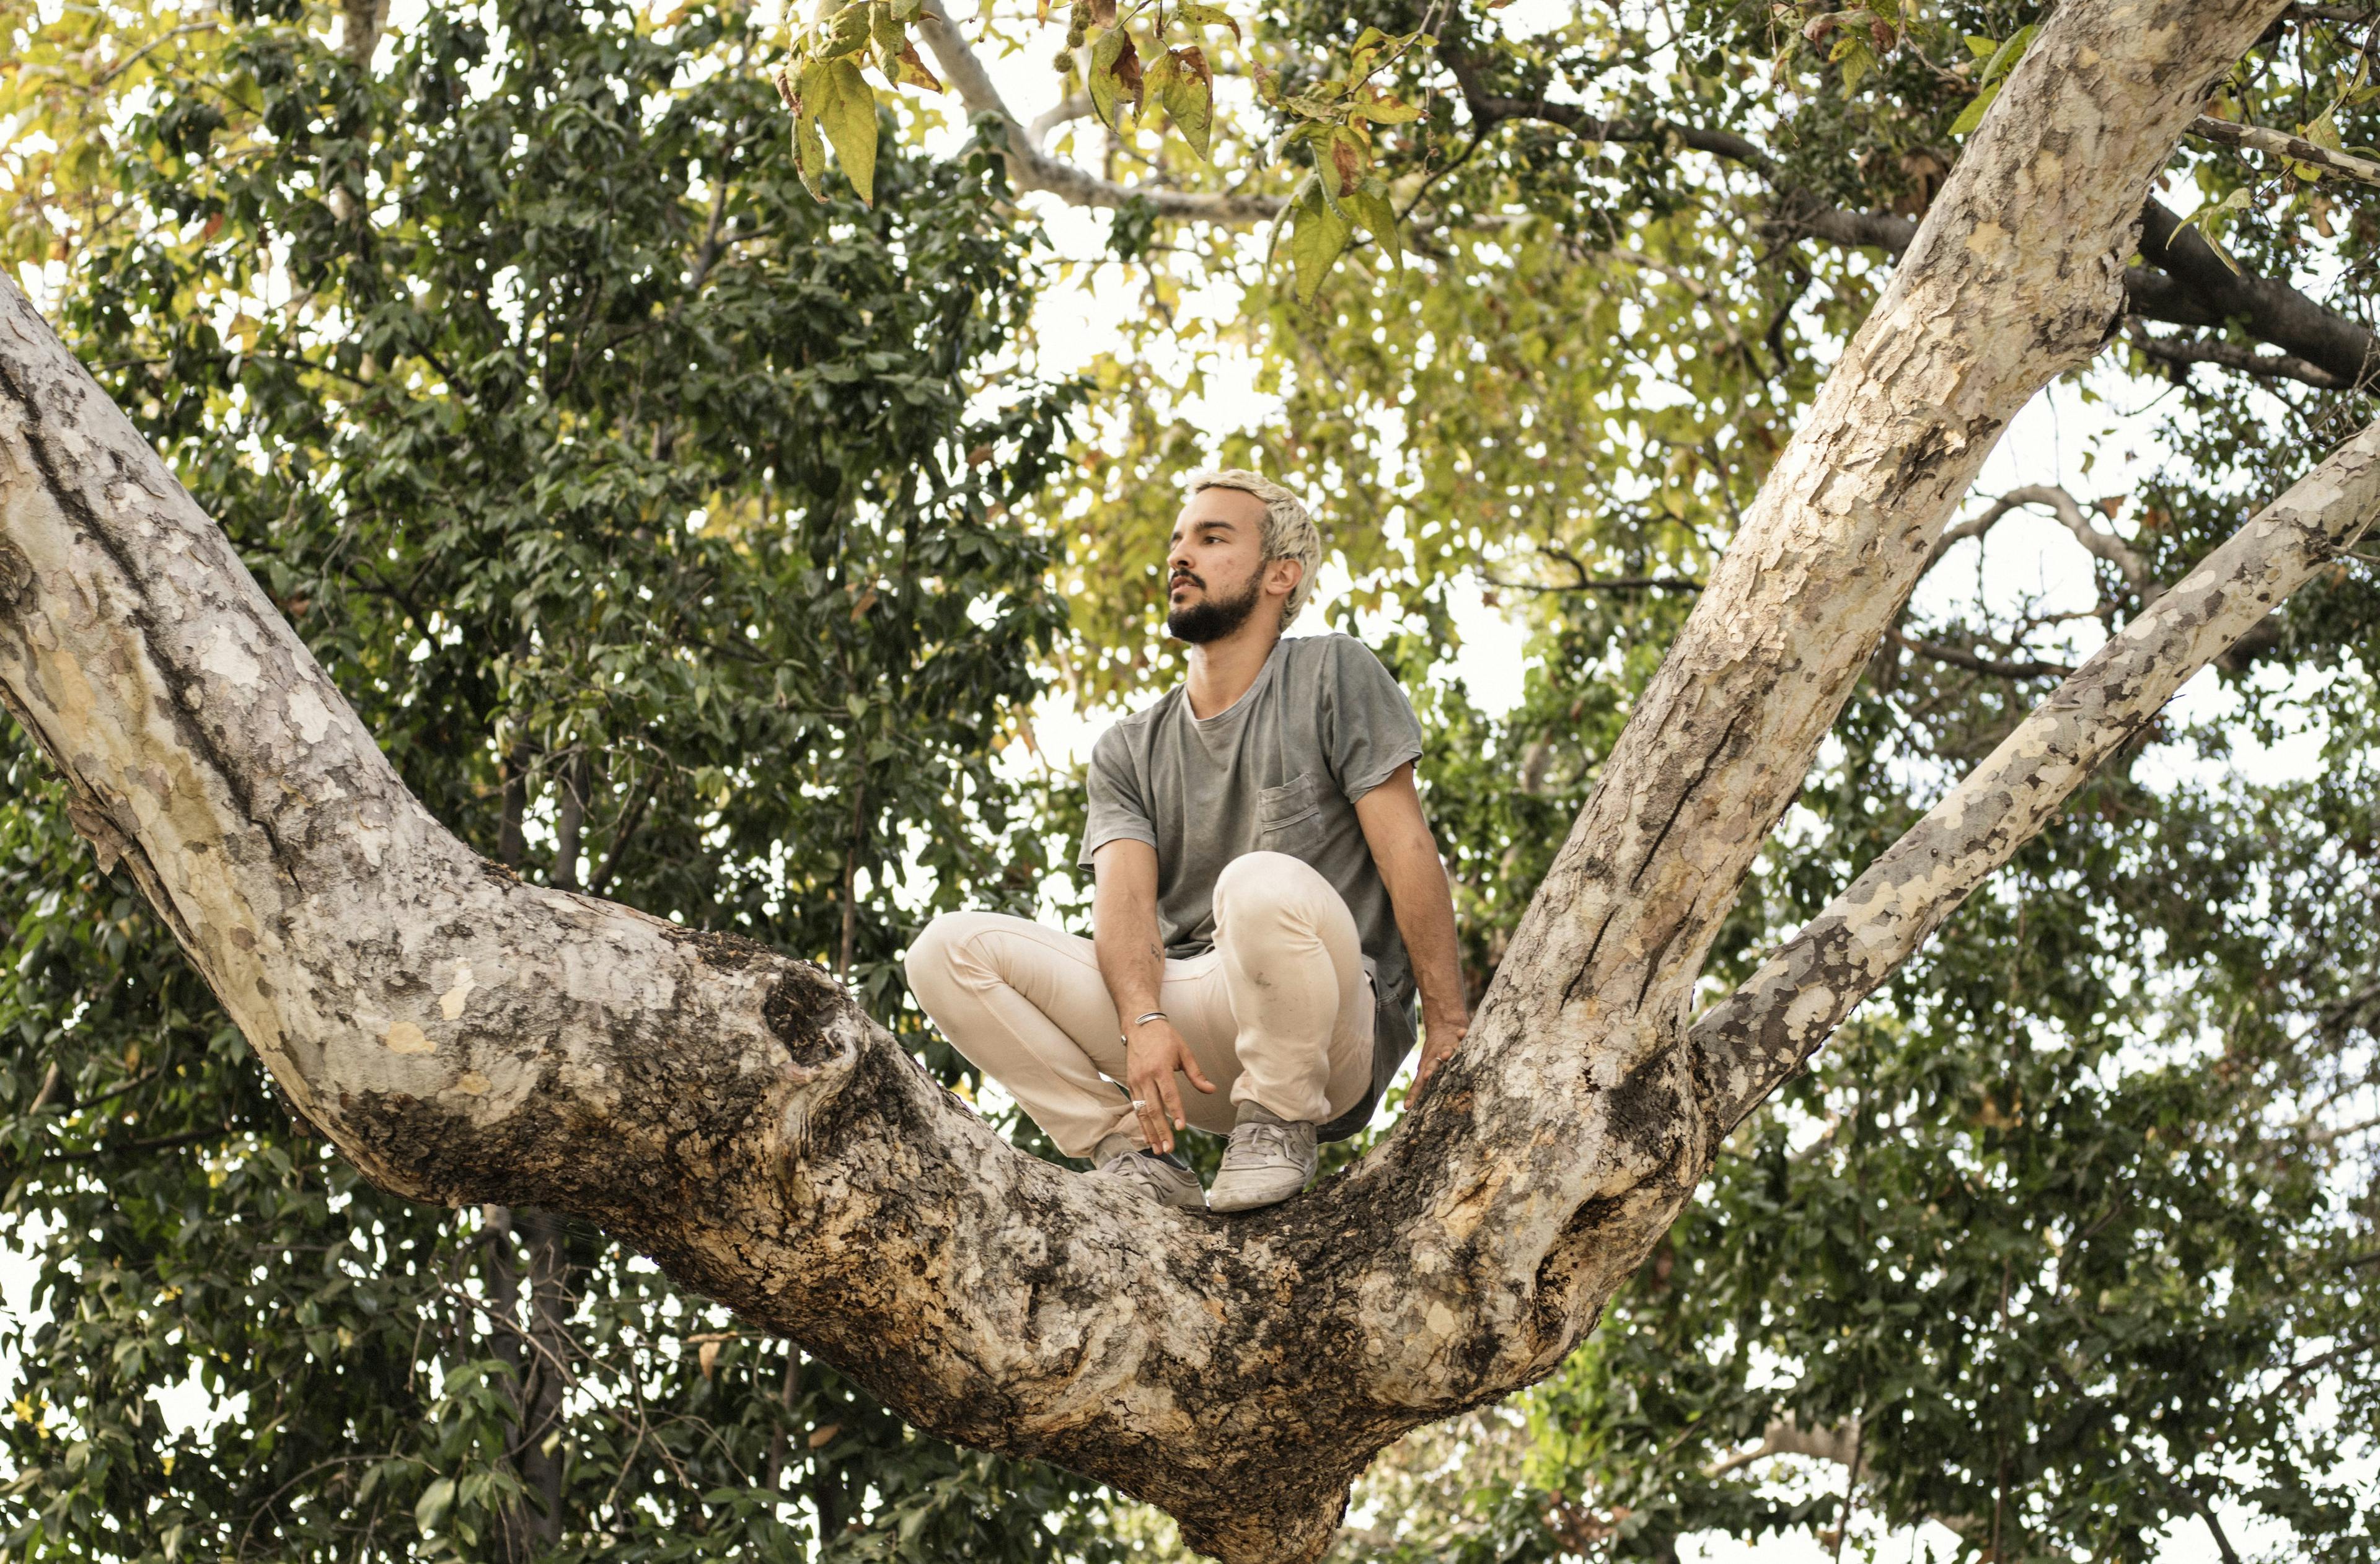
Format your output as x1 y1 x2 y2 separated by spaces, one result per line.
1963 32 1995 58
415 1477 456 1532
1086 26 1142 128
1348 88 1424 125
1348 23 1392 77
869 2 902 80
1948 77 2000 136
815 57 879 205
1173 2 1240 43
1832 34 1872 98
1978 21 2035 86
815 1 871 58
1145 46 1214 160
785 71 831 200
1347 174 1399 272
1280 172 1351 307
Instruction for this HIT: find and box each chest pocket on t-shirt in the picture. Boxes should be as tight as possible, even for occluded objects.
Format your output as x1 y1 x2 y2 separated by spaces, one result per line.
1256 772 1327 855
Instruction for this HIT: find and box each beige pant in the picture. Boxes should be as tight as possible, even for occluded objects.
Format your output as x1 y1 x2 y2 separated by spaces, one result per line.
905 851 1375 1157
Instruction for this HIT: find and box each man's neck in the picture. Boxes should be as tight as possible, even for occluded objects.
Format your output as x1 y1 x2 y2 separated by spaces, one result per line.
1183 623 1284 720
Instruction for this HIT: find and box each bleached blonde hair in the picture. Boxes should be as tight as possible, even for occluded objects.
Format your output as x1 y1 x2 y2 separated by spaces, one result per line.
1186 468 1323 630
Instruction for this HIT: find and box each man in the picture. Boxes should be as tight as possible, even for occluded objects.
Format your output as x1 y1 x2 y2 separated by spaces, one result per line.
905 469 1468 1213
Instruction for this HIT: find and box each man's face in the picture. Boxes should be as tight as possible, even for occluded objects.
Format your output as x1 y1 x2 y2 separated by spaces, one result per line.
1165 488 1276 644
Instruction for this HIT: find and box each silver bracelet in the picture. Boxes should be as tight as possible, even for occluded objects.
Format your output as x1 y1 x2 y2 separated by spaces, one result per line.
1132 1009 1168 1028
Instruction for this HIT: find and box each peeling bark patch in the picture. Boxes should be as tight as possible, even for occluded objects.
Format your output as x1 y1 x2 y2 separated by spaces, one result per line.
0 349 289 876
384 1020 435 1054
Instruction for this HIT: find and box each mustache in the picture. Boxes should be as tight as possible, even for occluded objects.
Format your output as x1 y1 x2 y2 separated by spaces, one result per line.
1169 570 1205 591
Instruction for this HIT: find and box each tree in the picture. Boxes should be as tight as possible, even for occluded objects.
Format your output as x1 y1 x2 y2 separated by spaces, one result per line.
5 4 2379 1564
2 2 1121 1555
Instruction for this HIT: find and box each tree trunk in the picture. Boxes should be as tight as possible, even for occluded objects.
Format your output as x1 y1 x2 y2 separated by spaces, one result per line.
0 3 2340 1557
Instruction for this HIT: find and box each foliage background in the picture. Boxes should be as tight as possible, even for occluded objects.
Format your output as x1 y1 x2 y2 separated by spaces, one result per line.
4 0 2378 1560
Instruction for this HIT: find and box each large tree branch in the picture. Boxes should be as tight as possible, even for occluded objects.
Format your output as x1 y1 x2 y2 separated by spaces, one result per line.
2138 196 2380 386
1386 0 2291 1398
1693 415 2380 1128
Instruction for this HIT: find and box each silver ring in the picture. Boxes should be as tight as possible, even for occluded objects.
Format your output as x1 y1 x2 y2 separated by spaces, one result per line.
1130 1099 1148 1110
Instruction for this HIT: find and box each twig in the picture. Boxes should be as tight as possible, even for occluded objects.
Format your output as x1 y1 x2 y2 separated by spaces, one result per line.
1887 626 2074 680
2190 113 2380 189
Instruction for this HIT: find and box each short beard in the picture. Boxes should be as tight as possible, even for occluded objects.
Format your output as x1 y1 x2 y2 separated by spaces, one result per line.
1165 571 1267 644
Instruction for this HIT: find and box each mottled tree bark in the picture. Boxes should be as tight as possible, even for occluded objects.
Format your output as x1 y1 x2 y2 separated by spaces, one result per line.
0 2 2338 1558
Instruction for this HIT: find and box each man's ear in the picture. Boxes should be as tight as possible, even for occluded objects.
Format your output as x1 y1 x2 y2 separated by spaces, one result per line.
1266 555 1303 603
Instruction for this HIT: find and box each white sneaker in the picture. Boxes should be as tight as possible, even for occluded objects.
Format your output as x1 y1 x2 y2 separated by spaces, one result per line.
1206 1104 1316 1212
1090 1133 1207 1212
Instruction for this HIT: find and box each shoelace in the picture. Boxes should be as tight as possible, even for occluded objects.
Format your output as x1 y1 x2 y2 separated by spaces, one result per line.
1101 1150 1186 1185
1229 1120 1300 1164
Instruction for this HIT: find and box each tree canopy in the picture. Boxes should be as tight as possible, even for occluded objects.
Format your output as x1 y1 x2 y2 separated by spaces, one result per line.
2 0 2377 1560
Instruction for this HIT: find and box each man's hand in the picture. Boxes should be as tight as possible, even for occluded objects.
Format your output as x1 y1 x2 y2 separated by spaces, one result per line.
1410 1010 1469 1103
1124 1016 1215 1155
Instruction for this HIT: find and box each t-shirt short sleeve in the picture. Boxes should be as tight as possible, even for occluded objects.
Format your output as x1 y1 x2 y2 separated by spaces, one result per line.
1078 723 1159 868
1324 636 1426 801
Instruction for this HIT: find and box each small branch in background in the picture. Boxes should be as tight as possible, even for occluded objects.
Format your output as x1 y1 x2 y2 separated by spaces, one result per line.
40 1126 232 1164
2127 318 2345 390
1485 573 1707 594
1484 543 1704 596
837 780 867 981
27 1061 64 1116
1994 483 2161 607
340 0 390 64
1887 626 2075 681
2286 3 2380 23
552 757 586 893
587 770 658 898
912 0 1281 224
2190 113 2380 188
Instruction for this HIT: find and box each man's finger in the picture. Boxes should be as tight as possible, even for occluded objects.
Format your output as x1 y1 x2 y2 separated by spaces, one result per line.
1134 1087 1168 1154
1157 1072 1187 1136
1181 1052 1218 1094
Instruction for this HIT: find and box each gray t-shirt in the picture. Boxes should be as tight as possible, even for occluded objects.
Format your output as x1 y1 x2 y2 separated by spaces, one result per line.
1078 633 1426 1138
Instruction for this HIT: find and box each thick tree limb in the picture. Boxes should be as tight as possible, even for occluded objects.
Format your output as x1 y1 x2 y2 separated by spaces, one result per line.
1694 416 2380 1128
2139 197 2380 387
1455 0 2293 1244
0 2 2301 1558
1772 193 2380 390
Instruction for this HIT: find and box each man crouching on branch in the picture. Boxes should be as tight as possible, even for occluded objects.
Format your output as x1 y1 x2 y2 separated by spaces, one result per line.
906 470 1469 1213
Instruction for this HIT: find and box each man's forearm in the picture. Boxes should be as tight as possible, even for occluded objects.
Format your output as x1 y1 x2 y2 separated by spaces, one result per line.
1094 920 1166 1020
1355 768 1469 1029
1385 857 1466 1027
1090 841 1168 1022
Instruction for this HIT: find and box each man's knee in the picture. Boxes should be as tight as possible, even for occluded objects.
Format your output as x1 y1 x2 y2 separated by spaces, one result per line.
903 910 1000 999
1213 850 1336 927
